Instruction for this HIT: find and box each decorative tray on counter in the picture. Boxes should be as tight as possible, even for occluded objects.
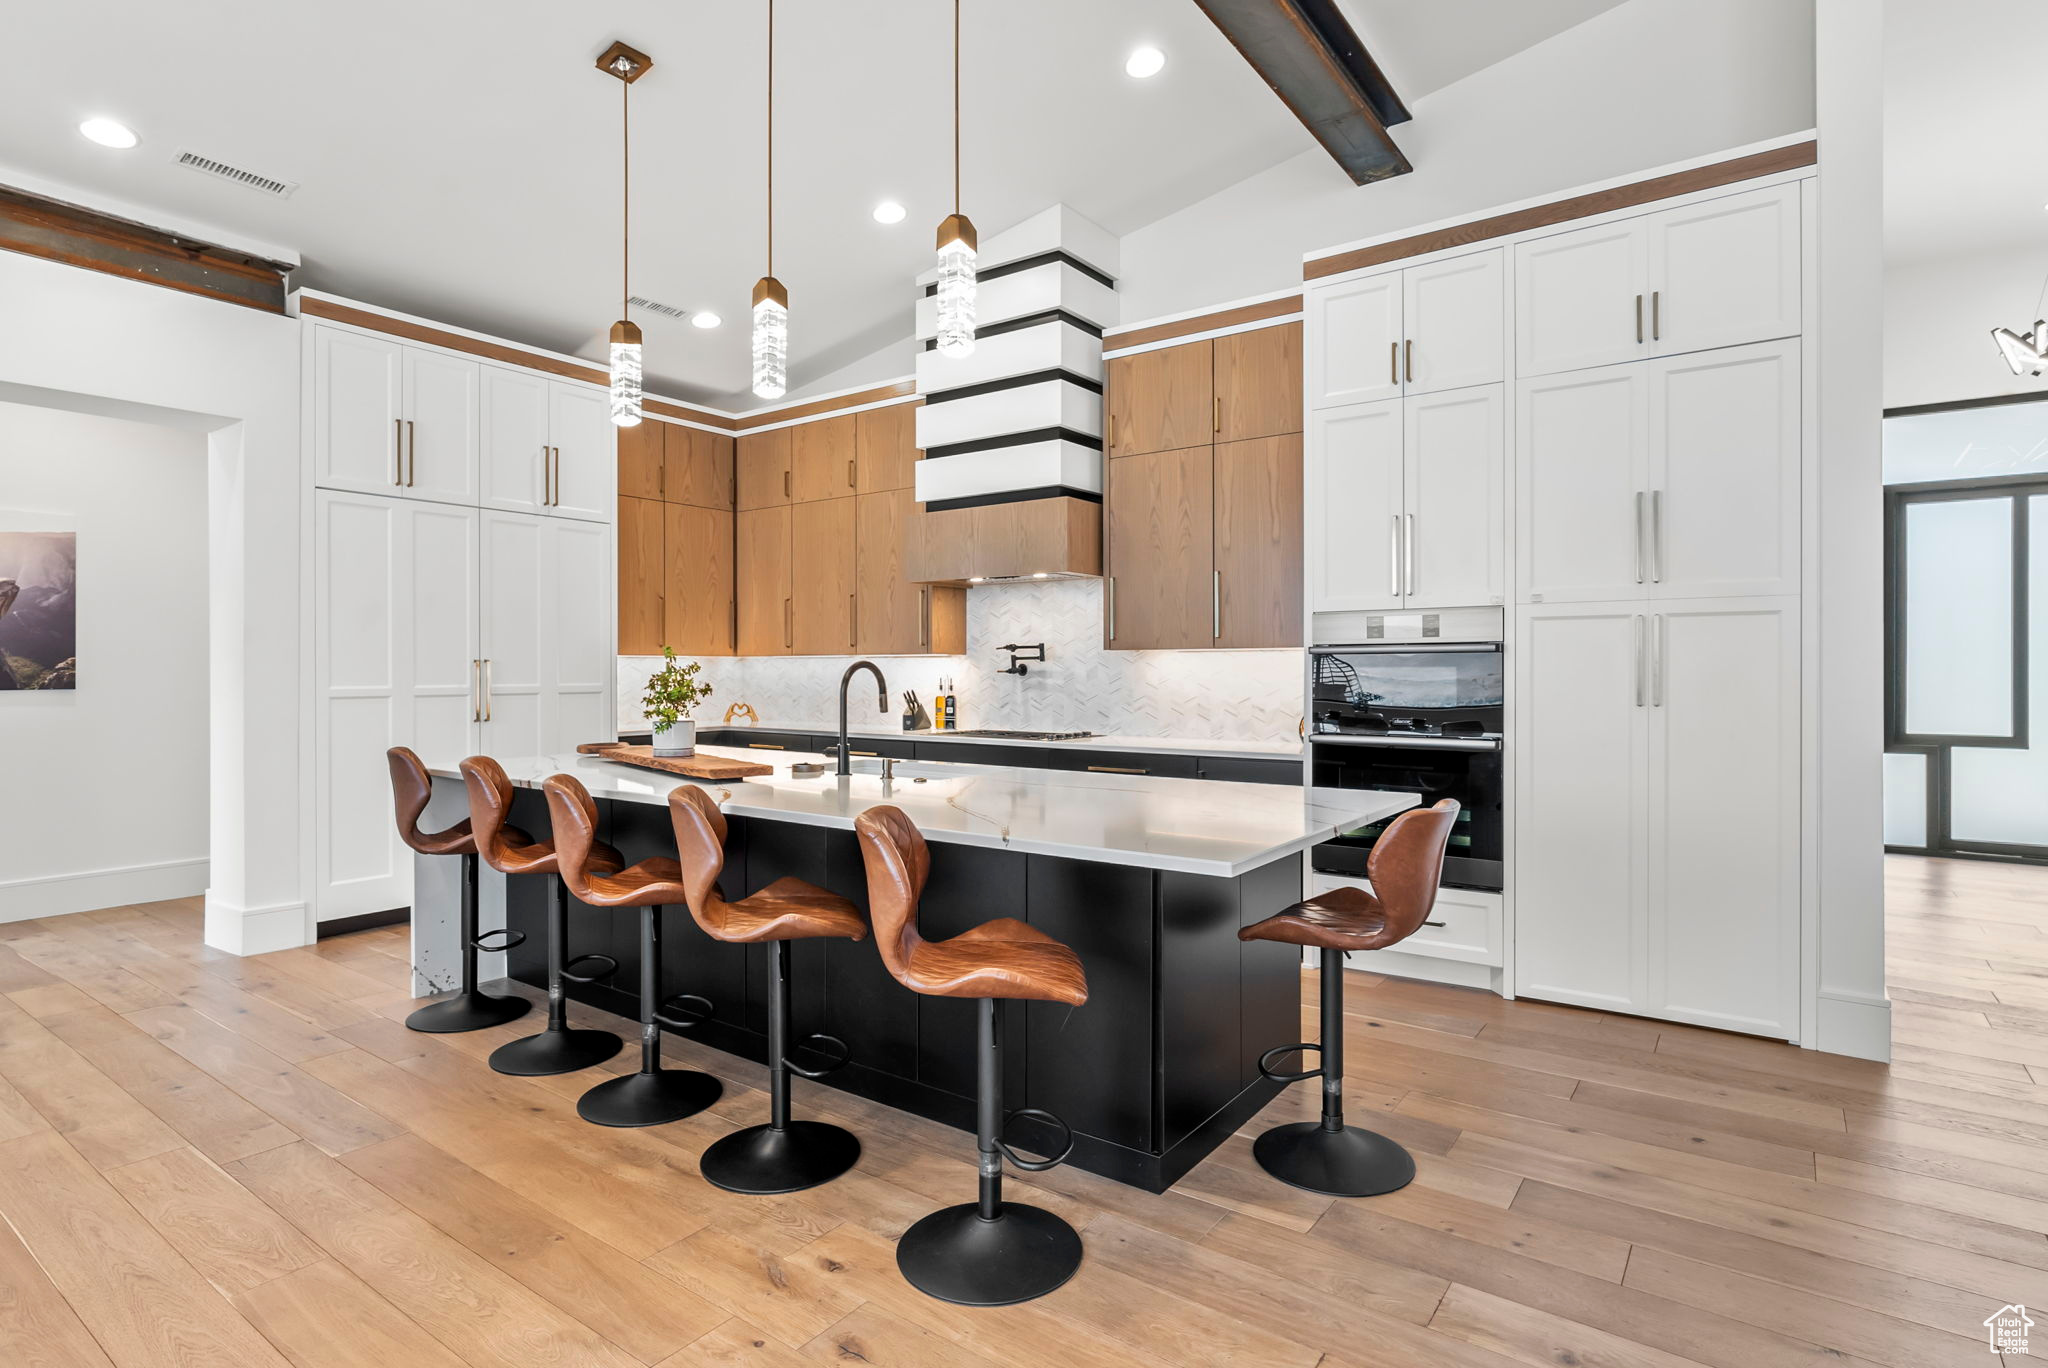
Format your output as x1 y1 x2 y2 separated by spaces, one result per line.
575 743 774 781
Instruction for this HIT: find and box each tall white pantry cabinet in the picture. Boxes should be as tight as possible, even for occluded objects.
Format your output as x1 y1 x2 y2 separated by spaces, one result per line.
1304 171 1809 1039
306 310 617 925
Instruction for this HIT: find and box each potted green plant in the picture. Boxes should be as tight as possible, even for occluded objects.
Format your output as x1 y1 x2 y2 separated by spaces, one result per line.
642 648 713 757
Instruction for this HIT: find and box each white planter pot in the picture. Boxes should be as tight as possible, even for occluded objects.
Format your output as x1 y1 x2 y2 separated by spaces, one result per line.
651 718 696 757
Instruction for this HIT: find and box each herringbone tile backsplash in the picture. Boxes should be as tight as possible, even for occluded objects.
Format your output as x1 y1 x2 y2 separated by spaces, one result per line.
620 578 1304 742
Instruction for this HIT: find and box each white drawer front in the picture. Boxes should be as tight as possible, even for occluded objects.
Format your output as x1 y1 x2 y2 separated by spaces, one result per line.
1308 874 1502 966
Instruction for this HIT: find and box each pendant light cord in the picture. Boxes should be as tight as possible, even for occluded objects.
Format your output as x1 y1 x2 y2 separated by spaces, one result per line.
953 0 961 216
767 0 775 278
621 67 630 316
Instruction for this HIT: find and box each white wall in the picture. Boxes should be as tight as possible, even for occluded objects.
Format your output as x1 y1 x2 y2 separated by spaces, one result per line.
1116 0 1816 322
0 251 303 954
0 402 209 918
1886 245 2048 409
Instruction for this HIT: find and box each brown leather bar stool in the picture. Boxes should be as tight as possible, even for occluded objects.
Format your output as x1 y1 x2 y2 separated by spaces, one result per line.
1240 798 1460 1198
388 748 532 1034
855 804 1089 1307
462 756 625 1077
543 775 724 1127
670 784 869 1193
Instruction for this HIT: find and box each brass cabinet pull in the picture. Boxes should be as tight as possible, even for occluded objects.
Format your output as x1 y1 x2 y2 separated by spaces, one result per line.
1107 576 1117 640
1088 765 1146 775
847 457 856 489
919 586 930 651
1652 290 1661 342
848 593 857 649
406 420 416 487
1635 294 1644 344
784 596 792 649
783 468 791 498
541 445 550 507
749 742 785 750
1212 569 1221 639
482 658 493 721
1213 395 1221 434
393 419 403 486
1389 341 1399 385
470 659 481 722
1404 339 1414 385
1106 411 1114 454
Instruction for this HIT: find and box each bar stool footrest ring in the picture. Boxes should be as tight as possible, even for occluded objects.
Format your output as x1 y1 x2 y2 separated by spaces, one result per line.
1257 1041 1325 1084
470 929 526 953
783 1032 851 1080
998 1107 1074 1172
559 953 618 985
652 993 713 1030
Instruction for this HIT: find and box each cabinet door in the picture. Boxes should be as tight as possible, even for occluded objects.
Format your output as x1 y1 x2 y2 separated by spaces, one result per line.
314 492 476 921
1106 340 1213 458
791 414 859 503
1404 384 1505 610
1647 599 1799 1038
1514 220 1649 376
1105 447 1214 650
546 383 613 522
1213 435 1303 648
477 511 547 757
544 516 615 748
1647 183 1800 357
790 497 859 655
1513 604 1650 1014
616 495 665 656
664 424 735 509
1403 250 1504 394
1648 341 1800 600
614 417 663 501
313 327 403 495
1306 401 1403 613
479 365 550 514
856 401 921 493
857 488 922 653
664 503 734 656
737 429 792 509
1308 272 1402 408
736 505 792 655
401 348 480 506
1215 323 1302 442
1516 365 1649 604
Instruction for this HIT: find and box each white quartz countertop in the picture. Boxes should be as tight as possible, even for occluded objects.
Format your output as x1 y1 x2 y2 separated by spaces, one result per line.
435 746 1408 879
680 721 1305 762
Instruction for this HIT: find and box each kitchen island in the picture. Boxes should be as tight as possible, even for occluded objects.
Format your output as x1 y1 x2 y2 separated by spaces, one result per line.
412 746 1414 1190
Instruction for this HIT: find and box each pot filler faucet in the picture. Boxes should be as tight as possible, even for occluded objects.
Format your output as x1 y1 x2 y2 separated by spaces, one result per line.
837 660 890 776
998 643 1045 677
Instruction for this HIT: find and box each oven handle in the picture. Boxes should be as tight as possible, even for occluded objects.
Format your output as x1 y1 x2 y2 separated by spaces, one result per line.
1314 642 1501 655
1310 733 1502 753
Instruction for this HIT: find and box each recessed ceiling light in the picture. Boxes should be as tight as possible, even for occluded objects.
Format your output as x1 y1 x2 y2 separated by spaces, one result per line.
79 118 138 149
1125 46 1166 79
873 200 907 225
690 311 721 329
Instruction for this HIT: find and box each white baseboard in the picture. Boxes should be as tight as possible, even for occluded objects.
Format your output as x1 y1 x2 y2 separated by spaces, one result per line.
0 857 208 923
1813 990 1892 1062
204 893 313 956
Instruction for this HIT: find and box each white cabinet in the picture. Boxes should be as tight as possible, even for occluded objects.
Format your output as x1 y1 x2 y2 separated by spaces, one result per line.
401 349 481 505
478 511 614 755
1308 248 1502 409
1514 598 1799 1037
1309 386 1503 613
313 491 478 922
1519 340 1799 604
1309 872 1503 967
481 368 614 521
1515 183 1800 378
312 324 479 503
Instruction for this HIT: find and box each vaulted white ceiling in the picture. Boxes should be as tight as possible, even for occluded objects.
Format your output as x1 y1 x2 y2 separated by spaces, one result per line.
0 0 1620 406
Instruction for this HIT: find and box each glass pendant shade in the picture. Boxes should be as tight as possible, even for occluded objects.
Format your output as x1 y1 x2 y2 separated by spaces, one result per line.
752 276 788 400
609 319 644 426
935 213 978 359
1993 320 2048 377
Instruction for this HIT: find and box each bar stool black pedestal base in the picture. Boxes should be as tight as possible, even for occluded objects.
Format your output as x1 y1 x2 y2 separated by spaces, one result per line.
896 1202 1083 1307
577 1068 721 1127
1251 1121 1415 1198
488 1027 621 1077
701 1120 859 1194
405 991 530 1035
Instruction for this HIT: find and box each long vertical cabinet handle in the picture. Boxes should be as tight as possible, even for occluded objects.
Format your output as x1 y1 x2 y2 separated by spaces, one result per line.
1213 396 1221 434
1389 515 1403 598
393 420 404 486
1404 339 1414 385
470 660 481 722
1404 513 1416 597
1633 616 1646 707
784 597 792 649
1212 570 1221 640
1107 577 1117 641
847 458 856 490
848 593 857 649
1650 490 1664 583
919 586 930 652
1389 342 1399 385
1651 614 1665 708
1634 492 1646 584
1635 295 1644 344
540 445 549 507
483 659 493 722
1651 291 1661 343
408 420 418 487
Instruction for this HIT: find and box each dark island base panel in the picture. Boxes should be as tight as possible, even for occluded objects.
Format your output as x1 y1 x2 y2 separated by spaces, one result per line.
492 785 1307 1193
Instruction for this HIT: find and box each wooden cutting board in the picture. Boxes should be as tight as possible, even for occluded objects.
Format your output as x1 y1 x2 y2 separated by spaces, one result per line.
581 744 774 781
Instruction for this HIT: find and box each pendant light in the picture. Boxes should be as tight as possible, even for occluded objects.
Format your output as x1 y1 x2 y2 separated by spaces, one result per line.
752 0 788 399
597 41 652 426
934 0 977 358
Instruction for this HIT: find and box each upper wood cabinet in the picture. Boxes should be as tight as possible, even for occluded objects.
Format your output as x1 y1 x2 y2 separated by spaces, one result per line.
664 503 734 656
791 414 859 503
1106 447 1216 651
663 424 736 510
736 506 791 655
856 402 921 493
790 498 859 655
1307 251 1502 409
856 489 964 654
737 428 792 509
1213 434 1304 648
616 419 663 501
1215 325 1303 443
617 495 665 656
1106 340 1213 459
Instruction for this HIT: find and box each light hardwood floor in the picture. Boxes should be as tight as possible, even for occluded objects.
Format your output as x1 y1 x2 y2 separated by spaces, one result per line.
0 855 2043 1366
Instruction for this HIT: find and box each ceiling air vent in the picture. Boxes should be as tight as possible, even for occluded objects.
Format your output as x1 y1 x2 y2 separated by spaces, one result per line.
174 150 298 199
628 295 691 320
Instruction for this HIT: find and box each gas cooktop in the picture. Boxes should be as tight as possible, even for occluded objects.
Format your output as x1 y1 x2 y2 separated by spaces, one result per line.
947 729 1096 742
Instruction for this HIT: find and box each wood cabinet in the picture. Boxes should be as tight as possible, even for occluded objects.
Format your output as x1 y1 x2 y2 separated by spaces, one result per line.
791 498 859 654
737 428 792 509
1213 435 1304 647
1307 253 1502 410
907 498 1102 586
616 495 665 656
791 414 858 503
1215 327 1302 443
857 490 964 653
1107 340 1213 458
1106 447 1214 650
663 424 735 509
616 419 663 500
665 504 734 656
616 418 737 658
856 402 921 493
736 506 791 655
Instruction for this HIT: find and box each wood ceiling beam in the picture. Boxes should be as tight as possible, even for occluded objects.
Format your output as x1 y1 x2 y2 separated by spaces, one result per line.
0 185 290 314
1193 0 1412 186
